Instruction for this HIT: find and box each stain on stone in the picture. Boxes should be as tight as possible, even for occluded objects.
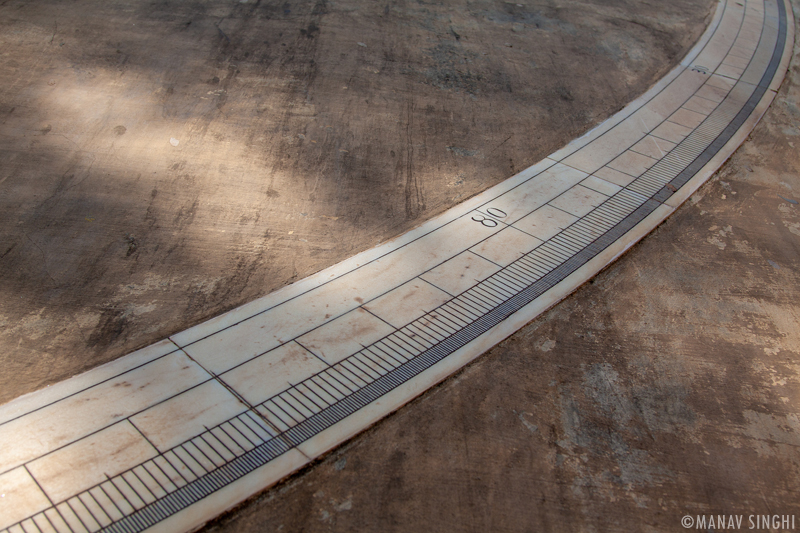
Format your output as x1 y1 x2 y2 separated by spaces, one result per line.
446 146 478 157
300 22 320 38
88 307 129 348
125 234 138 257
1 242 17 260
173 198 199 228
555 86 574 101
515 410 538 433
422 43 481 94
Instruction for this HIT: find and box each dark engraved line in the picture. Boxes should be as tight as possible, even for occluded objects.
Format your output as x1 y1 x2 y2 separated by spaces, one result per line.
313 373 349 398
378 338 415 361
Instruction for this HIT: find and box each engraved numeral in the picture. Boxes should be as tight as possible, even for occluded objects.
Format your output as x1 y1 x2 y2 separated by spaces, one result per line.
471 214 498 227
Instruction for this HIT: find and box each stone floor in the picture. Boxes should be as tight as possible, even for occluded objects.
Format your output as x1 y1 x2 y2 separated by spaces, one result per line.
201 3 800 532
3 0 798 531
0 0 713 404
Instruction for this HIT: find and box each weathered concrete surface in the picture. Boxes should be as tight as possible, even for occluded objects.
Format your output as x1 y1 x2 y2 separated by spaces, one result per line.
0 0 713 404
202 3 800 532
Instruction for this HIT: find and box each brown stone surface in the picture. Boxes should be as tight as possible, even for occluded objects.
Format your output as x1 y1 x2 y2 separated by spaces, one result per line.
0 0 713 404
201 3 800 532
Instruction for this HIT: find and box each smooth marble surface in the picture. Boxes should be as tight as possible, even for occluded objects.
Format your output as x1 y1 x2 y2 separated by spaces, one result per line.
483 163 587 223
607 150 659 177
549 184 610 218
419 252 502 297
220 342 330 407
669 107 708 129
0 340 178 427
513 205 580 242
130 381 250 451
580 175 623 196
632 135 678 160
296 308 395 365
27 422 157 503
363 280 452 329
0 468 52 530
470 227 543 267
652 120 696 145
0 351 209 473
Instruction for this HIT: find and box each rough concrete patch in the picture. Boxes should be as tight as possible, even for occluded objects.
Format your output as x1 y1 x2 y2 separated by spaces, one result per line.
738 411 800 456
446 145 480 157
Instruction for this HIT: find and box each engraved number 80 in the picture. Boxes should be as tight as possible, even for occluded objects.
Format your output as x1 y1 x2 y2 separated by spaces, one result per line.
471 207 507 227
